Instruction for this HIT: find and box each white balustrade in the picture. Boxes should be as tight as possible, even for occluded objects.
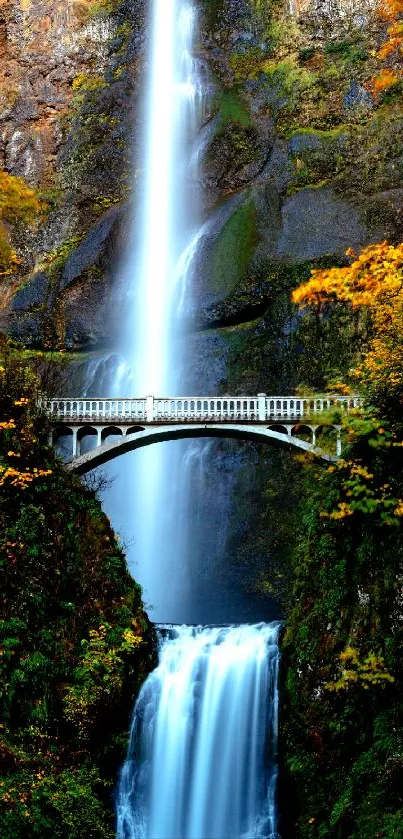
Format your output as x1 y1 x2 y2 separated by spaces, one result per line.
40 394 361 425
42 398 147 421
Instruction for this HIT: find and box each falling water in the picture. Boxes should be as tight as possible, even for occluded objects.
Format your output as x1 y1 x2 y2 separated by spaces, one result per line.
110 3 282 834
117 623 281 839
116 0 204 391
99 0 208 620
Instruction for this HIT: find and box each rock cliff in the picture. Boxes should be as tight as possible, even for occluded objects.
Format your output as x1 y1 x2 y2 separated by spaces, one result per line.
1 0 401 358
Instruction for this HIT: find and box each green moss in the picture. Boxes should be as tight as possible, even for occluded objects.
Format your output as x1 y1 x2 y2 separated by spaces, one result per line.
281 443 403 837
41 234 86 272
88 0 121 18
262 58 317 100
207 199 258 297
216 87 253 129
299 46 316 62
199 0 225 32
284 114 403 196
229 48 267 84
286 126 347 141
219 257 355 394
324 38 368 63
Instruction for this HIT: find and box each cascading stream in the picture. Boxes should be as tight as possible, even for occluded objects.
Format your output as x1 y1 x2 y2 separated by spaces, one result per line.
117 623 281 839
109 3 283 835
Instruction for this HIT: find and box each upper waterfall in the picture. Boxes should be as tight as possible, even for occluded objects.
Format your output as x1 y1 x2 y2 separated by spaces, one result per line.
118 0 204 395
97 0 209 622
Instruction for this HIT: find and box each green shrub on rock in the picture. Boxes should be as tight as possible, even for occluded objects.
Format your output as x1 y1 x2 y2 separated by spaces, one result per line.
0 344 156 838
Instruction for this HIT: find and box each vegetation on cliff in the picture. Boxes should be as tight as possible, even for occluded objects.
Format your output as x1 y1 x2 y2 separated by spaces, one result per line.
0 172 42 276
0 342 156 839
281 239 403 838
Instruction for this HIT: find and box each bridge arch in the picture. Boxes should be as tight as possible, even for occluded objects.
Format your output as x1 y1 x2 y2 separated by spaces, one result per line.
267 424 290 436
66 423 337 476
102 426 124 443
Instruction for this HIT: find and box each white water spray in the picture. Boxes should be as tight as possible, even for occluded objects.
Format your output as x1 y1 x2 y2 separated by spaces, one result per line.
117 623 281 839
121 0 204 394
101 0 207 618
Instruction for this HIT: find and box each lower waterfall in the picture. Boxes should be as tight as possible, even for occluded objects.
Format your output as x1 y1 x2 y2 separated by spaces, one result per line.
116 623 281 839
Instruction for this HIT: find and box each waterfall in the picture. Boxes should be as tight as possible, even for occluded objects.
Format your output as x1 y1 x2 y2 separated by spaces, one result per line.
109 4 282 835
117 623 281 839
116 0 205 394
98 0 208 621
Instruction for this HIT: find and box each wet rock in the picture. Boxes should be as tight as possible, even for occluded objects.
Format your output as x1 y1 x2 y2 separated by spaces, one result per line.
275 187 369 261
63 272 113 350
60 205 123 291
288 131 322 154
10 272 49 311
343 80 373 111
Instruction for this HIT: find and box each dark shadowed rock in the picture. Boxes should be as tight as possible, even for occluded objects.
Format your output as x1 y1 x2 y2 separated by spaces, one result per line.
275 187 369 262
10 272 49 311
8 313 43 347
60 206 123 291
288 132 322 154
260 139 293 194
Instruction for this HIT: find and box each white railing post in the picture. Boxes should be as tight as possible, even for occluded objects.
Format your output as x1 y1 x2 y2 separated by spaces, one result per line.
258 393 266 422
146 395 154 422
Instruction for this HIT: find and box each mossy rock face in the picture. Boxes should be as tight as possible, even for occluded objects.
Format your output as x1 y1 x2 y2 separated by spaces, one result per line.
285 118 403 197
203 86 272 196
206 122 261 190
205 197 259 298
1 205 129 350
215 87 254 129
0 353 157 839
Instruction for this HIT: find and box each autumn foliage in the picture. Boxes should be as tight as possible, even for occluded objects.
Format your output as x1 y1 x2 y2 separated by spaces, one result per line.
285 238 403 836
372 0 403 95
0 171 42 275
293 241 403 399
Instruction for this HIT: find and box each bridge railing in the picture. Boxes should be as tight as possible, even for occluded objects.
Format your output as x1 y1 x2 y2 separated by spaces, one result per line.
41 398 147 421
266 396 360 420
40 394 361 424
153 397 260 420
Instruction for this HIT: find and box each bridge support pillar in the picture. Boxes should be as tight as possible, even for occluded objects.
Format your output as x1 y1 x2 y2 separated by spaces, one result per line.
258 393 266 422
72 428 79 458
146 395 154 422
336 427 342 457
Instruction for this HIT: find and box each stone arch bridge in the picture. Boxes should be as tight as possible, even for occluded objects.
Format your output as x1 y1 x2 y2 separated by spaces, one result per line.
42 394 361 475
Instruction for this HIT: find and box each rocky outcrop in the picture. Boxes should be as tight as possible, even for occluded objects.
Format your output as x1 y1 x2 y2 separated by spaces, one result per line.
0 0 108 185
1 0 401 354
1 202 129 347
0 0 146 346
